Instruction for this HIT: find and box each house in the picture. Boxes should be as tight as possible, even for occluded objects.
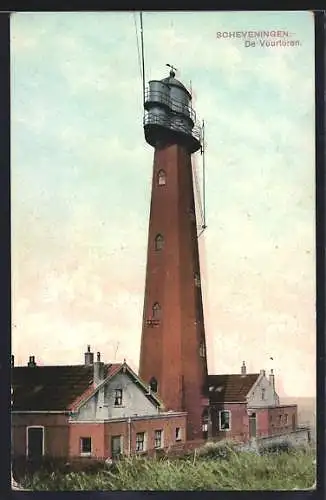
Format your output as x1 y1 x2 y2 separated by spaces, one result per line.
208 362 298 442
11 347 187 461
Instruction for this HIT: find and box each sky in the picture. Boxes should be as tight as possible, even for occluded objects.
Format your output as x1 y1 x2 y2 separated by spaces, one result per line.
11 11 316 398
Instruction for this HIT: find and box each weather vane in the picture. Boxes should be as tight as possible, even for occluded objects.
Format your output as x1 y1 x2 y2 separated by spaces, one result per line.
166 63 178 76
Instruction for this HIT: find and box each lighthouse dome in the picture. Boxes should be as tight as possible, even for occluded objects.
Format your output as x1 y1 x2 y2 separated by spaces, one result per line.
161 70 191 99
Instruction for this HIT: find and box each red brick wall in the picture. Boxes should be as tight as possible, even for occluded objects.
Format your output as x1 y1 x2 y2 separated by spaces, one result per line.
139 143 208 441
69 422 105 458
267 405 297 435
12 413 69 458
210 403 249 441
255 408 269 437
69 414 187 459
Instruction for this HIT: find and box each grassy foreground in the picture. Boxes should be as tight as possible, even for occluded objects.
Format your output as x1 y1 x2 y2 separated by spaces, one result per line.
20 442 316 491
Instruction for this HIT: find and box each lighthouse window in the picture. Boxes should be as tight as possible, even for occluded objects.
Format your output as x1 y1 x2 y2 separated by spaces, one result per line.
149 377 158 393
155 234 164 251
194 273 201 287
199 341 206 358
152 302 161 319
157 170 166 186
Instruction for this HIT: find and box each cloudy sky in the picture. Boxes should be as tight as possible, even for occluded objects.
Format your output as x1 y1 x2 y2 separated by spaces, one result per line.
11 11 315 397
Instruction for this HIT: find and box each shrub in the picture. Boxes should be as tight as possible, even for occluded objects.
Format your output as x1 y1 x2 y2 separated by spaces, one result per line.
19 446 316 491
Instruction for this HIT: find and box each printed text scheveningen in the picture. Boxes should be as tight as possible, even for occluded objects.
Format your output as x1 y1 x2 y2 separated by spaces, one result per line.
216 31 291 39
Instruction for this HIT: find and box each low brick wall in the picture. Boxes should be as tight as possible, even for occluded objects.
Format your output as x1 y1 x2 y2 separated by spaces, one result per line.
239 427 311 453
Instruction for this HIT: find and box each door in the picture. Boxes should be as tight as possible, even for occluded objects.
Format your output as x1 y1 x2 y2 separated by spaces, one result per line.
249 413 257 438
27 427 44 459
111 435 122 459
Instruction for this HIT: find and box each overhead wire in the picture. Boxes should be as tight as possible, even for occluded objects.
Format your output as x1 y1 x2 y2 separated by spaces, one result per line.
133 12 143 81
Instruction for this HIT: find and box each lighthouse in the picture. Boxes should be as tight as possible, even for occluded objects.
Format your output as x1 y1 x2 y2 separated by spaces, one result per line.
138 66 209 441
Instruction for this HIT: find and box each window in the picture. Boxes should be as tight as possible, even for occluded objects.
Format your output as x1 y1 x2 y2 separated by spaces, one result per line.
278 415 282 425
114 389 123 406
154 430 163 449
175 427 182 441
80 437 92 456
261 388 266 401
155 234 164 251
194 273 201 287
284 414 288 425
152 303 161 320
202 409 209 433
219 410 231 431
136 432 146 452
149 377 158 393
199 341 206 358
157 170 166 186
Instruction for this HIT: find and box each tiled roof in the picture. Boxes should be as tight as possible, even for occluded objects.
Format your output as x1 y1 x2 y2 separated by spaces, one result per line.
12 363 118 411
208 374 260 403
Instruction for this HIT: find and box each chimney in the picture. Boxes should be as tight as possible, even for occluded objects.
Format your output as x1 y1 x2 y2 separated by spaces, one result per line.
269 369 275 391
84 345 94 366
27 356 36 367
11 355 14 367
260 369 266 377
93 351 104 386
241 361 246 375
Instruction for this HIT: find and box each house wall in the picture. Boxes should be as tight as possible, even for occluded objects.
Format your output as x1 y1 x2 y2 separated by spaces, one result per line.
69 422 105 458
69 414 187 459
74 372 159 422
12 413 69 458
268 405 297 434
210 403 249 442
247 375 279 407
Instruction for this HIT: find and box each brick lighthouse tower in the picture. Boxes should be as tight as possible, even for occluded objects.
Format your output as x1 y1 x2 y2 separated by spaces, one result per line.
139 66 209 441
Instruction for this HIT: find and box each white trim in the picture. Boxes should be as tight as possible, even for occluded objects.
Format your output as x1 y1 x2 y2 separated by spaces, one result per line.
26 426 45 458
73 364 163 412
69 412 187 424
135 431 147 452
218 410 231 431
154 429 164 449
175 426 182 441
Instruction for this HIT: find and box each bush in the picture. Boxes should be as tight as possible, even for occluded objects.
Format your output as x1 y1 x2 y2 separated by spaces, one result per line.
196 440 239 460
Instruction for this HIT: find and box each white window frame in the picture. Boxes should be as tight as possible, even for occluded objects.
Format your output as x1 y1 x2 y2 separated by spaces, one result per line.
80 436 92 457
154 429 163 449
219 410 231 431
175 427 182 442
26 425 45 458
136 432 146 452
114 388 123 407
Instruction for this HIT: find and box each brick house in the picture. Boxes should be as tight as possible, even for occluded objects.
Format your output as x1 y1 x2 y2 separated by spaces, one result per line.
12 347 187 461
208 362 297 442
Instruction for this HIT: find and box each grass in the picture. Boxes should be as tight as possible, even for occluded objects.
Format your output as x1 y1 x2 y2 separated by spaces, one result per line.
19 442 316 491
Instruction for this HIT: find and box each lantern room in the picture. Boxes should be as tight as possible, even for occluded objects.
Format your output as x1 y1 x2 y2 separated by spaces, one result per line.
143 68 202 154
